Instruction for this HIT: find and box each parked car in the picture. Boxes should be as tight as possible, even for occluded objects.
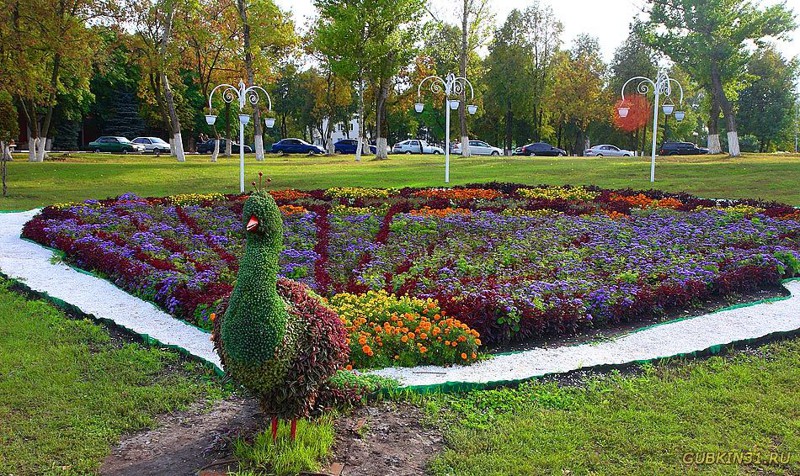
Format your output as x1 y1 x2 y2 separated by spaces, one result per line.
658 141 709 155
520 142 567 156
87 136 145 154
333 139 377 154
392 139 444 155
132 136 171 154
452 140 503 156
584 144 634 157
271 138 325 154
197 139 252 154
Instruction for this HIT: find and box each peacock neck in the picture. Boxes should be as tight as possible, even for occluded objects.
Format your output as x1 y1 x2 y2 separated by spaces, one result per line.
239 232 282 288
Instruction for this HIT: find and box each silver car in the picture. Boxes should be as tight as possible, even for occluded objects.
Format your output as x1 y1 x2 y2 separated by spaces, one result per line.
132 137 172 154
452 140 503 156
584 144 633 157
392 139 443 154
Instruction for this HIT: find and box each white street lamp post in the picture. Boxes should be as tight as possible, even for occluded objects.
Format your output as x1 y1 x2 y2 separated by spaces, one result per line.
206 79 274 193
618 69 685 183
414 73 477 183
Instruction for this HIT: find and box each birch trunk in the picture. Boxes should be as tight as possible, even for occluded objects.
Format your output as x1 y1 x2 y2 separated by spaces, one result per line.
172 132 185 161
29 137 43 163
254 135 264 160
459 0 471 157
326 131 334 154
377 137 388 158
355 77 365 162
210 136 220 162
36 138 48 162
1 141 7 197
237 0 264 161
708 135 722 154
727 131 740 157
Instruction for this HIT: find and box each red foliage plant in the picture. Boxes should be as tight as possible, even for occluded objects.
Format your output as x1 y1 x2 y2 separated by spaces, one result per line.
614 95 650 132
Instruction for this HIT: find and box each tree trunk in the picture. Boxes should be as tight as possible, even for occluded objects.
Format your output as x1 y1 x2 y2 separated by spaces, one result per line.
459 0 471 157
355 77 366 162
20 100 42 163
159 5 184 162
211 132 220 162
237 0 264 161
163 74 185 162
504 106 513 154
375 79 389 159
1 141 7 196
707 93 722 154
325 118 335 155
710 63 739 156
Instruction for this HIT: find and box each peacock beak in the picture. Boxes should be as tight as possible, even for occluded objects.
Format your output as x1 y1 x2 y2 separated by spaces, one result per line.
246 215 259 231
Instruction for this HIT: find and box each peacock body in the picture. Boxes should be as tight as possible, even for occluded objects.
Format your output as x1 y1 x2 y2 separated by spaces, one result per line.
214 190 348 421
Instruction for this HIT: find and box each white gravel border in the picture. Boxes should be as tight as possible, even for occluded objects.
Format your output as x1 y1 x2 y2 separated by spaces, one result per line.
0 210 222 372
2 210 799 390
371 280 800 388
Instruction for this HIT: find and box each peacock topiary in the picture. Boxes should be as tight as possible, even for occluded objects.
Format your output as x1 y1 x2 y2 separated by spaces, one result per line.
212 179 349 440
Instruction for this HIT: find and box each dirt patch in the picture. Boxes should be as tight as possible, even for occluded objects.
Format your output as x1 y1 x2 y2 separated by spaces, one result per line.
100 396 261 476
327 402 443 476
100 397 442 476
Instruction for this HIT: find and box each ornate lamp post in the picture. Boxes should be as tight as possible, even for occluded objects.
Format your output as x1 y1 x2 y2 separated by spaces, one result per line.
414 73 477 183
618 69 684 183
206 79 275 193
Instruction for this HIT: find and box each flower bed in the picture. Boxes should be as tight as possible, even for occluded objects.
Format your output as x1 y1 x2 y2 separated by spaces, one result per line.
22 185 800 359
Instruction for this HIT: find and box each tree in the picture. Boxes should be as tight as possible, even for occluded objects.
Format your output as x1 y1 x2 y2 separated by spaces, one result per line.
236 0 295 161
521 1 562 142
609 28 658 153
456 0 493 157
0 91 19 196
315 0 425 160
484 9 534 152
0 0 112 162
640 0 795 156
131 0 189 162
548 35 607 154
179 0 241 157
737 45 799 152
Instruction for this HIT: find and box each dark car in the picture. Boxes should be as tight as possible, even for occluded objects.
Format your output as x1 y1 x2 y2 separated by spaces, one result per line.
520 142 567 156
197 139 252 154
87 136 145 154
272 138 325 154
658 141 709 155
333 139 377 154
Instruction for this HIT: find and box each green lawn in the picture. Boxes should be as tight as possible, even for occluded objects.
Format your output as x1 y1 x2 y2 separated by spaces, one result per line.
1 151 799 210
427 339 800 475
0 280 223 475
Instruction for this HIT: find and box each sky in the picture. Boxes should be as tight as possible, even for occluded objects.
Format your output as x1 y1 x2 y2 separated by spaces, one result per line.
274 0 800 64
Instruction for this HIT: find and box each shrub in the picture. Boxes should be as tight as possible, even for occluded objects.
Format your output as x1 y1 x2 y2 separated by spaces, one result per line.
329 290 480 368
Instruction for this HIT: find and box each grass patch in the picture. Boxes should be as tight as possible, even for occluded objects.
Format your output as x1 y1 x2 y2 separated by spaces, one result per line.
0 279 223 475
231 417 335 476
2 152 800 210
426 340 800 475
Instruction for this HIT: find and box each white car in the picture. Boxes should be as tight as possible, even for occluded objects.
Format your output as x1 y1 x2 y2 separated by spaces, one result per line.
392 139 443 155
132 137 172 154
452 140 503 156
584 144 633 157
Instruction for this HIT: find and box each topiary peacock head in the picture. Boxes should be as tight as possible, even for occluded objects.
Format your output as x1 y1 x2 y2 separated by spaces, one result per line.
242 190 283 246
